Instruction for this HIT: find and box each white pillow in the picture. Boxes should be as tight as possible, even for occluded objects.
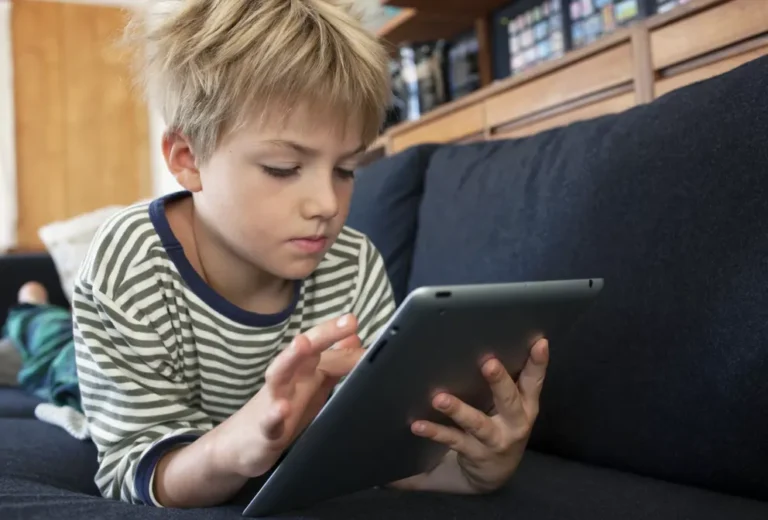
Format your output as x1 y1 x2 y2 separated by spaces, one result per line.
38 205 126 303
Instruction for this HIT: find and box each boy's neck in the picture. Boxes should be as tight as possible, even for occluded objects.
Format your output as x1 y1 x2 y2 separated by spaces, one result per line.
166 196 295 316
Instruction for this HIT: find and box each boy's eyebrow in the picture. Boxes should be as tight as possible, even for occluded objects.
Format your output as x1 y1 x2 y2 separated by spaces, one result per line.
265 140 366 159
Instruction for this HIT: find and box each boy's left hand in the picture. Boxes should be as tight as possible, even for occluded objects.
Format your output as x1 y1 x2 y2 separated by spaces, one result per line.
404 338 549 493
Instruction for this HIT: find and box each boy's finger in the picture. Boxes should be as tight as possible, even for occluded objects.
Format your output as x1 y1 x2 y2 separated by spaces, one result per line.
517 339 549 418
482 358 526 424
318 346 365 378
303 314 358 353
431 393 501 450
265 335 313 390
334 334 362 351
410 421 486 460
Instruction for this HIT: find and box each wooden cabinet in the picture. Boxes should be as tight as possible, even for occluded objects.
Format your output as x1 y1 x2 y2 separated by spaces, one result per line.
12 1 150 250
391 104 485 153
656 43 768 97
649 0 768 69
485 42 634 130
491 92 636 141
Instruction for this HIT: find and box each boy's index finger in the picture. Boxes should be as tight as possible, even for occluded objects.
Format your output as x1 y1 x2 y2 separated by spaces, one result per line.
303 314 358 353
265 335 312 392
266 315 358 393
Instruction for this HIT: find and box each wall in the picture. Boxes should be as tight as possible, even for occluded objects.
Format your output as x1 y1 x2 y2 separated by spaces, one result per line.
0 2 16 252
27 1 175 196
149 106 179 197
12 0 151 249
8 0 389 237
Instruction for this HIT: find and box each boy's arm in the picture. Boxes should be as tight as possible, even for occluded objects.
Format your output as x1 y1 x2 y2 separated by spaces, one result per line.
73 281 240 506
74 279 366 508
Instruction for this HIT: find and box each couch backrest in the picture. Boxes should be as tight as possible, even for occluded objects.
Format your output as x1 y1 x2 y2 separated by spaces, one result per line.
407 57 768 500
349 144 440 304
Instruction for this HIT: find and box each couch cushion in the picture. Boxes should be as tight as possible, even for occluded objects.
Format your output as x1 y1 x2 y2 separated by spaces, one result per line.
347 144 439 304
0 387 42 418
0 418 99 495
408 56 768 500
1 451 766 519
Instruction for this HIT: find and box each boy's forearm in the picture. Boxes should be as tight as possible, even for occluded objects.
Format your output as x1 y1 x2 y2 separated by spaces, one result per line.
153 429 248 508
390 451 478 494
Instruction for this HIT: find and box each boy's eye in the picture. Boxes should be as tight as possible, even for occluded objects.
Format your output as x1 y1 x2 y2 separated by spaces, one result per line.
335 167 355 179
262 165 300 178
261 165 354 179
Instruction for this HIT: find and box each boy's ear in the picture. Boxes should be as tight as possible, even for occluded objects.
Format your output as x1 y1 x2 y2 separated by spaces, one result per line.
162 131 202 193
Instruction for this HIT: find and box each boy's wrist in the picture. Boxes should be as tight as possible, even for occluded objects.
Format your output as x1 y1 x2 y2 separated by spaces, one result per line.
153 445 189 507
154 429 250 508
205 425 244 478
206 419 271 480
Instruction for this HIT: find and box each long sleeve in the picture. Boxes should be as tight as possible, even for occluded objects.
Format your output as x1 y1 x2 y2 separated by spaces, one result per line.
72 278 213 505
352 238 397 348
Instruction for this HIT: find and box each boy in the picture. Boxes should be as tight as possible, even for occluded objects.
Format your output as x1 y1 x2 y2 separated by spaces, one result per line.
72 0 549 508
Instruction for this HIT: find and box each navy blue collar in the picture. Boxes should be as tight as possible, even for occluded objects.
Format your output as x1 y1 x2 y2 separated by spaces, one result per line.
148 191 301 328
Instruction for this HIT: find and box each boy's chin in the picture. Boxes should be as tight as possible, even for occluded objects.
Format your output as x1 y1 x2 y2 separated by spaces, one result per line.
270 259 323 281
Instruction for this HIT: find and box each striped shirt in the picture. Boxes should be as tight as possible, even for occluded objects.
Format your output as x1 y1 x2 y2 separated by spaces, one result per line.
72 192 395 505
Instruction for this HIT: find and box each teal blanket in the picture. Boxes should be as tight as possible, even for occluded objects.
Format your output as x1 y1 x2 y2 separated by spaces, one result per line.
2 304 81 411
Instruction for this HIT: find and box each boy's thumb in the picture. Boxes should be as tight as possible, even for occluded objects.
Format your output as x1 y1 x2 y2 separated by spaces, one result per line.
335 334 362 350
318 337 363 377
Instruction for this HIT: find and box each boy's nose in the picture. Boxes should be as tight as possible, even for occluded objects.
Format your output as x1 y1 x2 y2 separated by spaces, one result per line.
301 179 339 220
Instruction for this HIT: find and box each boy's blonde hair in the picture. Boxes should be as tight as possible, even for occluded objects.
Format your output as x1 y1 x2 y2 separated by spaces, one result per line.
128 0 390 162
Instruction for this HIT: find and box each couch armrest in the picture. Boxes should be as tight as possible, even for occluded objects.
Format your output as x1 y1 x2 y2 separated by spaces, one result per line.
0 253 68 328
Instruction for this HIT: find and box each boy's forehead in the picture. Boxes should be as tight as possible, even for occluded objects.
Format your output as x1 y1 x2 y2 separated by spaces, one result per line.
244 101 365 143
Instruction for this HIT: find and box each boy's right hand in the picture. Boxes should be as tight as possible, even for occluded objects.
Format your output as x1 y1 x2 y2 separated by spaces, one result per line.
212 314 363 478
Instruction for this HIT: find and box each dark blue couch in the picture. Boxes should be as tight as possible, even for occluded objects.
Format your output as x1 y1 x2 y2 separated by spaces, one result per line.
2 56 768 519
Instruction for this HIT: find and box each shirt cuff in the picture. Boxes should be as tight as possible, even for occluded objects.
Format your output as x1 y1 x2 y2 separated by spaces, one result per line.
134 434 201 506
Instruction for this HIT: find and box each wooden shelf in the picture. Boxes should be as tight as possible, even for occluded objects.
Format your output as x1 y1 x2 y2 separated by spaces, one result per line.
383 0 511 15
376 7 416 39
376 8 474 47
385 28 632 139
376 0 515 47
368 133 389 152
374 0 767 156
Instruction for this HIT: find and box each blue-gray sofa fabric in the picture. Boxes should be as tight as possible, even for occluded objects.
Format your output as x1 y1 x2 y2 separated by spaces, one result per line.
2 57 768 518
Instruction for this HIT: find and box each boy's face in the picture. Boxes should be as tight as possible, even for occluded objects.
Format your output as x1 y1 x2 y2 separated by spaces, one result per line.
174 102 366 281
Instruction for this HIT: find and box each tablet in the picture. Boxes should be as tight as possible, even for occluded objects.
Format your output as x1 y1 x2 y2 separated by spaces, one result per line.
243 278 603 517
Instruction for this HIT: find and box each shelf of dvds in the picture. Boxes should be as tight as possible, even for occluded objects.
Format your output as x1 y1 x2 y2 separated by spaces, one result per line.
365 0 767 159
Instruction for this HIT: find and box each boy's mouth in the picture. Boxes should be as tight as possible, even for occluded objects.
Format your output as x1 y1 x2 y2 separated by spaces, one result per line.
289 235 328 254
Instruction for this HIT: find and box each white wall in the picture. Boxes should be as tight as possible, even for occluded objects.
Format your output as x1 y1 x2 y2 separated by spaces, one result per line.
149 106 180 196
0 2 17 252
26 0 175 200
